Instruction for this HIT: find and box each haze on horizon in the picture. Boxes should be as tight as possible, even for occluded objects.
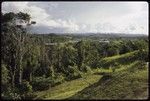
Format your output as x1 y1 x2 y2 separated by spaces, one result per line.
2 1 148 35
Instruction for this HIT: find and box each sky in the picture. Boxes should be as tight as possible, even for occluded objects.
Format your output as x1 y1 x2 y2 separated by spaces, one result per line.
2 1 149 35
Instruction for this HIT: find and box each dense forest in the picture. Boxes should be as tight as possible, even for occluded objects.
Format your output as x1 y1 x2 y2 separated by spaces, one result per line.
1 12 149 100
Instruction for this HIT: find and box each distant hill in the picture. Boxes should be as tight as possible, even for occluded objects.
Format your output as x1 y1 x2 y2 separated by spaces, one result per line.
63 33 148 40
31 33 148 42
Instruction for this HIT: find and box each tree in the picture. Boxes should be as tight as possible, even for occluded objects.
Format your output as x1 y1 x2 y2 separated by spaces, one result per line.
1 63 10 90
84 41 100 68
75 40 85 71
2 12 18 87
1 12 36 86
45 44 56 78
23 38 40 82
61 44 77 75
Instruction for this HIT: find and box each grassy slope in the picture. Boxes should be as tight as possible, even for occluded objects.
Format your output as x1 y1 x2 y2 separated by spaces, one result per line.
99 50 140 67
69 61 148 100
33 51 148 100
34 74 102 100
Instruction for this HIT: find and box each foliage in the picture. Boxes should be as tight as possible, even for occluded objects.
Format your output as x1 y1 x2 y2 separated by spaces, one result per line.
31 76 52 91
1 87 21 100
19 80 33 94
65 65 82 81
1 64 10 85
31 74 65 91
1 11 148 100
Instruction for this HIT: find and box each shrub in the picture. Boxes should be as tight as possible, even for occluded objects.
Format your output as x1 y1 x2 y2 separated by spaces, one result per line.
52 73 65 86
80 64 92 73
32 74 65 91
137 49 148 62
1 64 10 91
19 80 32 94
2 64 9 82
65 65 82 81
112 67 116 72
1 87 21 100
31 76 52 91
21 93 37 100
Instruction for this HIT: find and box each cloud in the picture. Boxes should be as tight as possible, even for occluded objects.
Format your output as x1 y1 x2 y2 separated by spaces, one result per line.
2 2 79 33
30 25 67 33
2 2 148 34
27 2 58 14
2 2 28 13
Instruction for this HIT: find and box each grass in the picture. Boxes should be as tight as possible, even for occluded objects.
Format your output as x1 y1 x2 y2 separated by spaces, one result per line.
33 51 148 100
102 51 138 62
34 74 102 100
33 63 135 100
69 61 148 100
99 50 140 67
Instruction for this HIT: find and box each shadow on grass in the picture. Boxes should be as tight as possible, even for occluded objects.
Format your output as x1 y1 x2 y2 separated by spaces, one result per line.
66 73 113 100
93 72 111 75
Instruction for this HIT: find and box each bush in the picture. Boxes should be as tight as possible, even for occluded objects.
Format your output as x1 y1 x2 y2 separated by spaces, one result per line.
1 87 21 100
90 60 100 68
80 64 92 73
65 65 82 81
19 80 32 94
31 76 52 91
52 73 65 86
2 64 10 85
32 74 65 91
137 49 148 62
21 93 37 100
33 82 50 91
2 81 33 100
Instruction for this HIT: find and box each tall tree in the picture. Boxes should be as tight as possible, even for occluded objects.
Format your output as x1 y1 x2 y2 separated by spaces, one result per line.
75 40 85 71
1 12 36 86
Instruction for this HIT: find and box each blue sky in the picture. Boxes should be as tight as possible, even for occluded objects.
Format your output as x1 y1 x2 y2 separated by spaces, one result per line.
2 2 148 35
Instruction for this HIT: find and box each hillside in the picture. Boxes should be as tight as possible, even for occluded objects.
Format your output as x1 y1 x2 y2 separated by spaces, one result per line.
69 61 148 100
33 51 148 100
99 50 148 68
34 74 102 100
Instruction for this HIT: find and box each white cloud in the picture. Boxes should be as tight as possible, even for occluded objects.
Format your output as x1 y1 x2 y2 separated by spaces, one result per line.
91 2 148 34
2 2 148 34
2 2 79 33
2 2 28 13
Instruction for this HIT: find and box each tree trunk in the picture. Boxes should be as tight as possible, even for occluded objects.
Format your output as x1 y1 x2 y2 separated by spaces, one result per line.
29 72 32 82
17 33 23 85
18 54 23 85
10 67 15 88
57 49 61 71
11 71 15 88
10 52 17 88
